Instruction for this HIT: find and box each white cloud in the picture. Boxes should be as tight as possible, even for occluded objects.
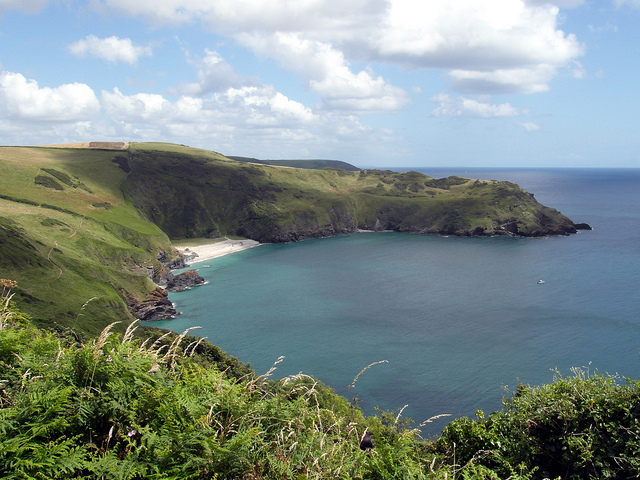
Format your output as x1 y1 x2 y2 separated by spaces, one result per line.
170 49 258 96
570 60 586 79
97 0 585 98
587 22 619 34
614 0 640 9
0 0 48 14
518 121 541 131
431 93 525 118
102 85 318 133
239 32 410 113
0 71 100 122
68 35 152 65
447 65 558 94
525 0 585 7
98 84 397 161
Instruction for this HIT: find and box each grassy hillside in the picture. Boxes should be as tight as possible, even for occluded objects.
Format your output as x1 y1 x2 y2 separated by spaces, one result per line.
0 142 578 335
0 145 173 336
122 144 577 242
229 155 361 171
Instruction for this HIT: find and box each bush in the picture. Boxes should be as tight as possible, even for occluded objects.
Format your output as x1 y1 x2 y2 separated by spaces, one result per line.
35 174 64 190
434 369 640 479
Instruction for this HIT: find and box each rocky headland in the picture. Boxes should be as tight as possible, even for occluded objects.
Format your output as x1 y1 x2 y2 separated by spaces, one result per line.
0 142 592 332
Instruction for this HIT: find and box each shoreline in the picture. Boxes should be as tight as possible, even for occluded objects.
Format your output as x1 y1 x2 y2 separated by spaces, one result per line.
175 239 261 264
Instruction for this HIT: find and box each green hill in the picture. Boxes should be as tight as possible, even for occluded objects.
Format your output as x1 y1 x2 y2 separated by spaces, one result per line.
228 155 361 171
0 142 579 335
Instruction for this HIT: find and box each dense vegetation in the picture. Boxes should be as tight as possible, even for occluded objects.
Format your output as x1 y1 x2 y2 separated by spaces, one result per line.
122 143 577 242
2 283 639 479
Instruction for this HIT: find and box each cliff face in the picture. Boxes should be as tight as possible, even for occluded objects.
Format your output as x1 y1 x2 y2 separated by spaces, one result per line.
120 147 580 243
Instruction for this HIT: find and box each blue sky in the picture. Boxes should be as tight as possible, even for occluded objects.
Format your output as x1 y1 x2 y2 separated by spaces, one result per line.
0 0 638 168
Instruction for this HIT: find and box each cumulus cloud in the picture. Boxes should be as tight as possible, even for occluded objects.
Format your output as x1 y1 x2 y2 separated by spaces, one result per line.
431 93 525 118
170 49 258 96
447 65 558 94
371 1 583 94
68 35 152 65
239 32 410 113
103 85 316 128
99 84 391 160
96 0 584 99
0 71 100 122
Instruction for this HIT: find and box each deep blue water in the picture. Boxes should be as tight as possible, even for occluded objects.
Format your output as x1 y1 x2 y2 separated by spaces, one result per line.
148 168 640 436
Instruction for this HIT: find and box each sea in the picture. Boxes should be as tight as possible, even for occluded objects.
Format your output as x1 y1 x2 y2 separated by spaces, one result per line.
148 168 640 437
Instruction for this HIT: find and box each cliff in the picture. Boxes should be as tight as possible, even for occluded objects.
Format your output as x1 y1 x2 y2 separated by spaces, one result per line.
0 142 585 335
121 145 579 243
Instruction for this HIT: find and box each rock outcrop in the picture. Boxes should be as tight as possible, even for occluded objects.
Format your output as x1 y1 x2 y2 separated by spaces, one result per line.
157 249 198 269
574 223 593 230
151 250 205 291
125 287 178 322
132 250 206 321
166 270 205 292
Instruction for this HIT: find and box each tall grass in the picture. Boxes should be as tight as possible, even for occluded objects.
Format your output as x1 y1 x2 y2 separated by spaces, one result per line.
3 296 639 478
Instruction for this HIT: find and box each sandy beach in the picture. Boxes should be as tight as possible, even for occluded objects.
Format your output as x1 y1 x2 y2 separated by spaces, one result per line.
176 239 261 263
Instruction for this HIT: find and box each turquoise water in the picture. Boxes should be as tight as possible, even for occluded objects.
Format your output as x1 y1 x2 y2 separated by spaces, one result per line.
149 168 640 436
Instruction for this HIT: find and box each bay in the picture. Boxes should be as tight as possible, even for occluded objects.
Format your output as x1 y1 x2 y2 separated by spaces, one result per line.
149 168 640 436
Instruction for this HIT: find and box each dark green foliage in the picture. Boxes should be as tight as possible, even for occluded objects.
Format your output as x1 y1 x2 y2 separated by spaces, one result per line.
91 202 113 209
424 176 468 189
41 218 68 227
40 167 93 193
112 155 132 172
0 219 48 268
434 370 640 479
42 168 74 186
35 174 64 190
0 194 40 206
40 203 84 217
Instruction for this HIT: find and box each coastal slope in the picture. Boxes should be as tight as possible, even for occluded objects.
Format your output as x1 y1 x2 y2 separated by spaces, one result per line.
0 141 581 334
122 143 578 243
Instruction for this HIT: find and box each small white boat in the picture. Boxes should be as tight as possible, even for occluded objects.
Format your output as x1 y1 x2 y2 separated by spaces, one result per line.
537 280 545 284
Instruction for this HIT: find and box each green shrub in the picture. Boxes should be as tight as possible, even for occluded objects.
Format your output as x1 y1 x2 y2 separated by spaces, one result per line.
42 168 74 186
35 174 64 190
434 369 640 479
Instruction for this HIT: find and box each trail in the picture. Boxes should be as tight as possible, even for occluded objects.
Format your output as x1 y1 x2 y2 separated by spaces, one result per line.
19 168 40 196
48 218 84 281
47 241 63 280
68 218 84 238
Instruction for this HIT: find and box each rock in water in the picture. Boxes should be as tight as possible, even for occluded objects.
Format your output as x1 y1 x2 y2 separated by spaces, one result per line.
166 270 205 292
